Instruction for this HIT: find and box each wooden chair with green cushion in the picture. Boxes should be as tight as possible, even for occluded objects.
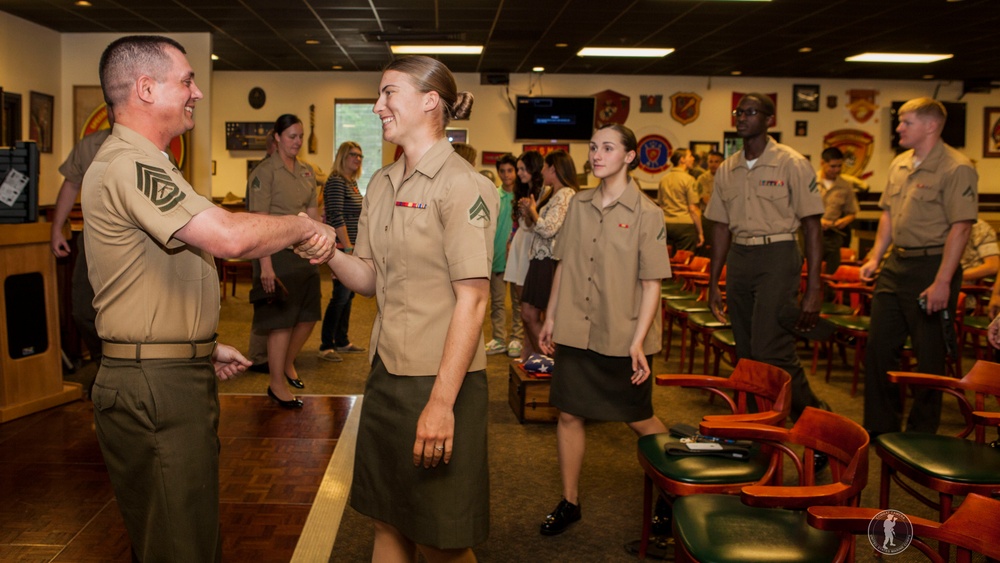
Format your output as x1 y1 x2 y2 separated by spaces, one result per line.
671 407 870 563
808 493 1000 563
709 329 737 376
635 359 792 559
821 284 873 397
875 360 1000 559
687 311 730 374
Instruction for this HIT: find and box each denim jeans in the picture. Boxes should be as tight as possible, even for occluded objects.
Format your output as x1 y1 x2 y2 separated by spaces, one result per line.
320 280 355 350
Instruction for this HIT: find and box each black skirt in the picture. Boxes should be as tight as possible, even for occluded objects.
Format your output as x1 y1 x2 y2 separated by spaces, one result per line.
521 257 557 310
549 345 655 422
251 249 321 330
350 355 490 549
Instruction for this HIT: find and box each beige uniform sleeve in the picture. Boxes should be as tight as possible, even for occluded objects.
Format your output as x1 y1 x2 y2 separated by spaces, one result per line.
788 157 824 219
441 173 497 281
639 203 672 280
105 155 213 248
247 165 273 213
942 163 979 224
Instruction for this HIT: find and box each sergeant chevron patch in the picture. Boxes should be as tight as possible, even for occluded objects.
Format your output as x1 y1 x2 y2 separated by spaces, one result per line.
135 162 185 212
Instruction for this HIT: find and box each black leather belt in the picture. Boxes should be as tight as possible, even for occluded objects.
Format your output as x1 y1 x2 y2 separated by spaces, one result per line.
102 339 217 360
894 245 944 258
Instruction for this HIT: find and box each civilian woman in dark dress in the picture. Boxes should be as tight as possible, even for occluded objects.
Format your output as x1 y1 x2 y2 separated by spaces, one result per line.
318 141 366 362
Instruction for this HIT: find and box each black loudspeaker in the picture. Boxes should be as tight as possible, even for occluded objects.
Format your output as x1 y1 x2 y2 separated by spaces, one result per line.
480 72 509 85
5 272 48 359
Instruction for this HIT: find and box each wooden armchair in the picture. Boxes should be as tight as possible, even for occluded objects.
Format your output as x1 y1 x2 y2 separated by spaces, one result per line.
635 359 792 558
671 407 870 563
875 360 1000 559
808 493 1000 562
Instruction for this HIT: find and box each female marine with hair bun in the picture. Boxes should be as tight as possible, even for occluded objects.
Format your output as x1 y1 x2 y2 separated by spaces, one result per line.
247 113 322 408
310 56 498 560
537 124 671 536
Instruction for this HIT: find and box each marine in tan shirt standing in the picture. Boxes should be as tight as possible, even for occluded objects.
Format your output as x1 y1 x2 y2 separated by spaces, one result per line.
83 36 336 562
861 97 977 436
657 147 703 252
816 146 861 275
306 55 497 560
705 93 828 420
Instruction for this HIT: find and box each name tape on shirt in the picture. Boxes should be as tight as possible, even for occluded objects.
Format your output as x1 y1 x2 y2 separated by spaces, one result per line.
136 162 186 212
468 195 492 228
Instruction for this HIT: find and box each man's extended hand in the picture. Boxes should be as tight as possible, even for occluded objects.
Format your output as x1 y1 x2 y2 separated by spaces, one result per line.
293 213 337 264
212 343 251 381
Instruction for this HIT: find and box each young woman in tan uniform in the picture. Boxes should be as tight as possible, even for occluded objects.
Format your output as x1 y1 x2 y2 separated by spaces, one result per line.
302 56 497 562
537 124 672 535
247 114 322 407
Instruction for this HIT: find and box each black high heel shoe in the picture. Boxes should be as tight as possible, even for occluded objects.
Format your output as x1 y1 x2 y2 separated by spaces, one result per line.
285 374 305 389
267 387 303 409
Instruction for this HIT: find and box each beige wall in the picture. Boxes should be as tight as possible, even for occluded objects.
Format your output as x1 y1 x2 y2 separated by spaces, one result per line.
0 13 62 201
212 70 1000 198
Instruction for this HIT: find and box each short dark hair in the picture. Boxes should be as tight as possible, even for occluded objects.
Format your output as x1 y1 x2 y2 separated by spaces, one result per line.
741 92 775 116
495 153 517 171
670 148 690 167
99 35 186 108
707 150 724 160
821 147 845 162
273 114 302 137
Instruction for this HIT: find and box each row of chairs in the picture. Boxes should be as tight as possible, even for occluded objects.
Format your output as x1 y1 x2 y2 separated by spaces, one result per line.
635 358 1000 561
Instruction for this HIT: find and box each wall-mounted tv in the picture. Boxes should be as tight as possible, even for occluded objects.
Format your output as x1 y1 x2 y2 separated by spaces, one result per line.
515 96 596 141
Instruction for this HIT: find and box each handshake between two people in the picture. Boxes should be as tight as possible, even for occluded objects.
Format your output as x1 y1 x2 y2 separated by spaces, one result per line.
293 212 339 265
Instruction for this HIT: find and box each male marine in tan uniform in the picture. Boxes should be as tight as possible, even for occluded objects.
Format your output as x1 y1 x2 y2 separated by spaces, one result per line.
816 147 861 275
84 35 335 561
861 97 977 436
706 93 828 420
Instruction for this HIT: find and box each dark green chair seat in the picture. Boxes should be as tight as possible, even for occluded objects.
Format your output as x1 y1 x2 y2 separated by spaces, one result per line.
638 434 769 485
712 329 736 347
875 433 1000 484
819 302 852 316
964 315 990 330
665 299 710 314
662 287 699 300
688 311 729 329
672 494 840 563
824 315 869 332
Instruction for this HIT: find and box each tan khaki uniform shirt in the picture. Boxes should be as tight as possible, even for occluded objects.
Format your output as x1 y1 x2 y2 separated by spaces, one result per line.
818 175 860 222
82 125 217 342
695 171 714 211
960 219 998 271
705 137 824 237
60 129 111 184
247 155 318 216
879 140 978 248
551 180 672 356
657 168 698 224
355 138 498 375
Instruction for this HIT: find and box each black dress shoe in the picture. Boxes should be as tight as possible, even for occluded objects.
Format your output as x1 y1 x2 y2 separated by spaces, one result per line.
267 387 303 409
540 498 581 536
285 374 305 389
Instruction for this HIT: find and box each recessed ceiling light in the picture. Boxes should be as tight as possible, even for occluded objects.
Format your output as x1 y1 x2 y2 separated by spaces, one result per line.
555 43 568 48
923 74 935 79
798 47 812 53
532 66 545 73
577 47 673 58
731 70 742 75
390 45 483 55
305 39 320 45
846 52 953 63
211 54 219 61
332 65 343 70
74 1 91 6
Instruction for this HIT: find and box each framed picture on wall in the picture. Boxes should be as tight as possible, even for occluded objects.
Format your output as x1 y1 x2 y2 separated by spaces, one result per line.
446 128 468 143
793 84 820 112
689 141 719 158
722 132 742 158
984 107 1000 158
29 91 53 153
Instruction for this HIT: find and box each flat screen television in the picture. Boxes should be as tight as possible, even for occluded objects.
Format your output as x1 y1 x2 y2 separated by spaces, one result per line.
515 96 595 141
889 100 966 149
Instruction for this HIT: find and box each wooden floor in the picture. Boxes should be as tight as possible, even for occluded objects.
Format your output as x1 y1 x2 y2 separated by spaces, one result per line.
0 394 358 562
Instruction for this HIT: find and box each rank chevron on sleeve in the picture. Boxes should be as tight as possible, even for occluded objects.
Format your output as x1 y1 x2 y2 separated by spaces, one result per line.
468 195 491 222
135 162 186 212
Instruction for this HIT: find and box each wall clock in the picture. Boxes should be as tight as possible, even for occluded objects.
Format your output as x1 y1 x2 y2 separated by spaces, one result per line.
248 87 266 109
